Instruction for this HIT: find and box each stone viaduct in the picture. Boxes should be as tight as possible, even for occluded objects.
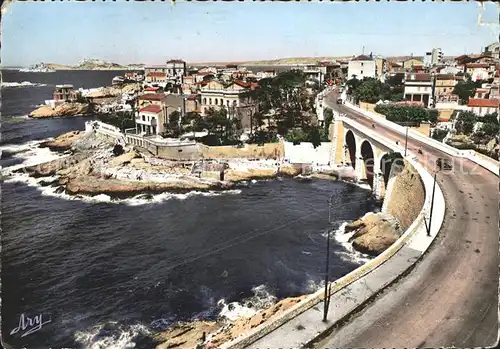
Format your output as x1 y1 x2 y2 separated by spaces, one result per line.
329 115 405 200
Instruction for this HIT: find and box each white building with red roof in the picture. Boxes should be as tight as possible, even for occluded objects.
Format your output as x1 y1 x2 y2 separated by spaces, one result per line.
136 104 165 135
347 54 376 80
467 98 499 117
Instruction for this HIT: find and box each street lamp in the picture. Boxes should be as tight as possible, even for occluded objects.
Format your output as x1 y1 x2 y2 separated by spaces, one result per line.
425 170 438 237
404 127 409 156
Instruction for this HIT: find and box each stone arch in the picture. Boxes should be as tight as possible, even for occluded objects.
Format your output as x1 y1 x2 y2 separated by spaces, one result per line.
379 152 405 189
345 130 356 167
360 140 375 188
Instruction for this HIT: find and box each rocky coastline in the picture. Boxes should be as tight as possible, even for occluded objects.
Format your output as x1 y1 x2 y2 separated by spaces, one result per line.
15 130 306 199
9 128 406 349
29 102 90 119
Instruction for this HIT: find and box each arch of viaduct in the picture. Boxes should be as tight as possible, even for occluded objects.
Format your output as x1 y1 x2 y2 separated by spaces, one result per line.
330 116 404 200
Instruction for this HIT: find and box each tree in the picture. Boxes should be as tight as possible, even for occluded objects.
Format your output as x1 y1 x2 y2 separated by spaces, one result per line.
431 129 448 142
166 110 181 137
356 78 382 103
346 77 361 94
454 111 477 135
453 80 476 105
323 108 333 131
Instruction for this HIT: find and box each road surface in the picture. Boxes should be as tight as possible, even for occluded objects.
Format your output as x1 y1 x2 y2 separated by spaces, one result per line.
312 91 499 348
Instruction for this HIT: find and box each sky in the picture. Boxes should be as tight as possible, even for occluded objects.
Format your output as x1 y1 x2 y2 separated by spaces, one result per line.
1 1 498 67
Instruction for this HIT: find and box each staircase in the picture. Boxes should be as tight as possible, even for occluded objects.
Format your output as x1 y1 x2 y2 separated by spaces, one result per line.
190 160 204 177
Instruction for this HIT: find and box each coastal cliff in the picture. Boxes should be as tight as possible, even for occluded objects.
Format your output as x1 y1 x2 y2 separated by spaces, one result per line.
29 103 90 118
154 295 307 349
18 130 303 198
344 212 401 256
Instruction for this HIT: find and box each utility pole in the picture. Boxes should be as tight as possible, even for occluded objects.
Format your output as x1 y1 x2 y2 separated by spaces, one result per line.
323 227 332 322
404 127 408 156
427 171 438 236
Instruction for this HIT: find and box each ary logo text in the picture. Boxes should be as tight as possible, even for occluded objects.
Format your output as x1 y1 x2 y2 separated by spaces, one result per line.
10 313 52 338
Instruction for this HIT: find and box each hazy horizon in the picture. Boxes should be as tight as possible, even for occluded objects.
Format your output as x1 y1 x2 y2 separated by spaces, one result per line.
1 1 498 67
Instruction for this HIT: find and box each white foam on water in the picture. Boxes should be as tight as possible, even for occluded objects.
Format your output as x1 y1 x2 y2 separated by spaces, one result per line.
74 322 150 349
217 284 278 322
2 81 48 88
324 220 373 265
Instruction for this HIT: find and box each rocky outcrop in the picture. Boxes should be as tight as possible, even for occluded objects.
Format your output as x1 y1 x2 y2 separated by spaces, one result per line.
155 295 307 349
19 153 89 177
29 103 90 118
345 213 401 256
39 131 84 151
63 176 234 198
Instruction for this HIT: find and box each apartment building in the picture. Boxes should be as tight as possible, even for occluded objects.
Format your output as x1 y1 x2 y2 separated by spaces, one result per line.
347 54 376 80
403 73 433 107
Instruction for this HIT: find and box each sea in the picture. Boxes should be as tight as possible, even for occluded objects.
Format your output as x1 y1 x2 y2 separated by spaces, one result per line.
1 69 377 349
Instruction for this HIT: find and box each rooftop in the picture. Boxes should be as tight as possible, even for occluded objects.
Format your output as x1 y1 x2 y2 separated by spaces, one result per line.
467 98 499 108
139 104 162 113
405 73 432 82
351 54 373 61
138 93 168 101
167 59 186 64
147 72 166 78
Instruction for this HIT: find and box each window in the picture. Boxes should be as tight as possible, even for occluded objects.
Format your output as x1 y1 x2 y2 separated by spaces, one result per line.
142 115 145 121
209 98 212 105
203 98 207 105
360 70 363 75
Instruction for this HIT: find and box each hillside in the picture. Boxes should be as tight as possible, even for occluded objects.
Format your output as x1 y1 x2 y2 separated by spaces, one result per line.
45 59 144 71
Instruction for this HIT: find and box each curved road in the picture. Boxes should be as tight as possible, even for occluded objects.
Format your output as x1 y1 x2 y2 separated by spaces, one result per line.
312 91 499 348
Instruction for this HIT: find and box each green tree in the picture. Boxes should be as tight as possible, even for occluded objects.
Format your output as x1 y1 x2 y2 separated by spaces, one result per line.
166 110 181 137
357 78 382 103
452 80 476 105
323 108 333 131
455 111 477 135
431 128 448 142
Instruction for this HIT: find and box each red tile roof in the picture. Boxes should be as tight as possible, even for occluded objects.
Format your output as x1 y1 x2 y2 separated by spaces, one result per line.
468 98 499 108
139 104 162 113
147 72 166 78
138 93 168 101
466 63 491 69
186 94 198 101
144 87 160 91
351 55 373 61
405 73 432 82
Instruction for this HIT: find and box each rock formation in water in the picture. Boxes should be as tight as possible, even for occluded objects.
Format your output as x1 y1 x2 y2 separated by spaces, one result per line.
29 103 90 118
345 212 402 256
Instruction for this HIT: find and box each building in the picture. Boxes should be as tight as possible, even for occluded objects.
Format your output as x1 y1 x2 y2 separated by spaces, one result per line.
375 57 386 81
467 98 499 117
166 59 187 78
386 61 404 74
434 74 457 102
484 42 500 59
53 84 77 104
145 72 167 86
347 54 376 80
465 62 495 82
144 65 168 75
135 93 187 135
474 88 490 99
199 80 257 127
402 58 425 70
136 104 165 135
403 73 433 107
185 94 200 113
256 70 277 79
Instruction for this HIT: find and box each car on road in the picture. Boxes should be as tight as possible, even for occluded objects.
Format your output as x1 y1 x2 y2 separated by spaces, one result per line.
436 157 452 170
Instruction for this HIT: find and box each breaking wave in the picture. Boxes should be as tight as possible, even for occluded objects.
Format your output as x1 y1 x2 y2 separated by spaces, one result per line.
2 81 48 88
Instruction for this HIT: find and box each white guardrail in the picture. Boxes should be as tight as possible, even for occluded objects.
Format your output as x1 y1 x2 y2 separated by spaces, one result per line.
344 101 499 176
220 116 446 349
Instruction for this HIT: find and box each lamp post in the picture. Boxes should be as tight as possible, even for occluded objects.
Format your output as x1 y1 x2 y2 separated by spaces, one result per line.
404 127 409 156
323 197 334 322
426 170 438 236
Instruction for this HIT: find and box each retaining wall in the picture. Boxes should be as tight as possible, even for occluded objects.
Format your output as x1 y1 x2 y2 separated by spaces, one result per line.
220 118 445 349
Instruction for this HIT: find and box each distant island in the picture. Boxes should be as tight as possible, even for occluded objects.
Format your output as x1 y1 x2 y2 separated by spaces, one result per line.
13 54 452 71
20 59 145 71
